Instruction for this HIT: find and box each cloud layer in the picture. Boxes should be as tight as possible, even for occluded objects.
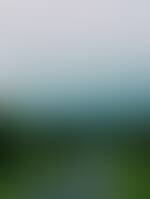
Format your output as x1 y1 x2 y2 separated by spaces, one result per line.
0 0 150 112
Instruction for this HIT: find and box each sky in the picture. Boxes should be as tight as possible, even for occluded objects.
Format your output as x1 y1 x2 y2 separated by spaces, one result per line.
0 0 150 114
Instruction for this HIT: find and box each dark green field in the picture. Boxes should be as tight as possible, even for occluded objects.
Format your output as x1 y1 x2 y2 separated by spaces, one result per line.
0 107 150 199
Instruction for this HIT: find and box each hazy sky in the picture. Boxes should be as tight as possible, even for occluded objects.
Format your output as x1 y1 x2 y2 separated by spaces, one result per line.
0 0 150 111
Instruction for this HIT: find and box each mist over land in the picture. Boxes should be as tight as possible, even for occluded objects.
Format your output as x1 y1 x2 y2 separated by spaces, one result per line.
0 1 150 198
0 0 150 124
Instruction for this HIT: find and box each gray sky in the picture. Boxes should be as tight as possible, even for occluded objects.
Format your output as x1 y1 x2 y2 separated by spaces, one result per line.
0 0 150 110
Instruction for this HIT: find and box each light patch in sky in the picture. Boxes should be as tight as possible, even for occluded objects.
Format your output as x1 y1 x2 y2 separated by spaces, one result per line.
0 0 149 110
